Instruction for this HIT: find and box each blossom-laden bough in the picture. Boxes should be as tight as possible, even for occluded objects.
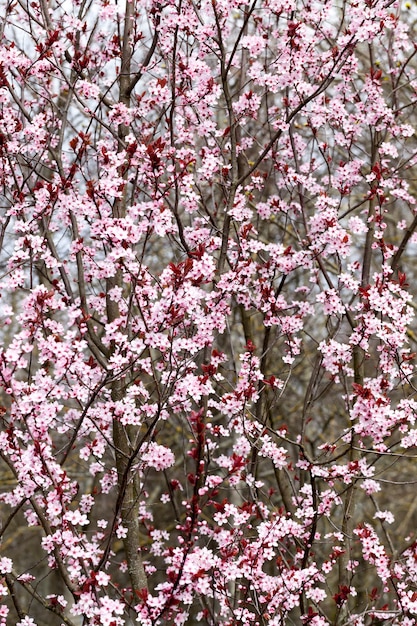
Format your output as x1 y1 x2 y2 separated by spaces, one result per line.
1 0 417 624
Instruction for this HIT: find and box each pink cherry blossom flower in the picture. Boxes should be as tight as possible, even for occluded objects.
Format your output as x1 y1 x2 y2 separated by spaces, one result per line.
143 442 175 471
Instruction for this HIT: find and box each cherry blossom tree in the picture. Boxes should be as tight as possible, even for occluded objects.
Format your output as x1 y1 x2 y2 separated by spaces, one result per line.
2 0 417 623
